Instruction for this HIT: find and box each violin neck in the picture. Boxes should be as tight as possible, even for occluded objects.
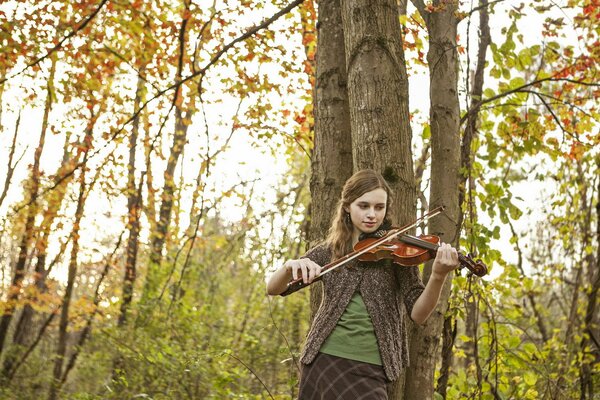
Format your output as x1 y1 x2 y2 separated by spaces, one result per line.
399 235 439 251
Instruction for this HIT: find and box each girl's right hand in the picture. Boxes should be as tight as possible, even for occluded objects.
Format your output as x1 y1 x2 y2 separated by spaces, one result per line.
285 259 322 284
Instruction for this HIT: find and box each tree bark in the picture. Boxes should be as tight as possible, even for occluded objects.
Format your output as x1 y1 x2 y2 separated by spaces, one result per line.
308 0 353 318
405 1 461 398
339 1 415 397
439 0 491 395
340 0 415 217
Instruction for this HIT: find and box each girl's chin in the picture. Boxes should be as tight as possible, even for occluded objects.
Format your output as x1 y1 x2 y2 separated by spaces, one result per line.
361 223 379 232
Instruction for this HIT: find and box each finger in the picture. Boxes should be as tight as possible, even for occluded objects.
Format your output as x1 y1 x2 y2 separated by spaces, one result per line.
308 265 316 282
444 244 452 262
437 243 449 260
450 247 459 265
290 263 298 280
315 264 322 277
300 263 308 283
442 245 455 266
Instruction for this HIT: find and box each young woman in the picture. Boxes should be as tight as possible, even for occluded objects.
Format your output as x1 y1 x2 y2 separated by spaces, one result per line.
267 169 459 399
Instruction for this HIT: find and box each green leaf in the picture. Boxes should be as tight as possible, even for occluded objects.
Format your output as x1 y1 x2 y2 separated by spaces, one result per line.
524 372 538 386
490 67 501 79
483 88 496 98
422 125 431 140
509 77 526 89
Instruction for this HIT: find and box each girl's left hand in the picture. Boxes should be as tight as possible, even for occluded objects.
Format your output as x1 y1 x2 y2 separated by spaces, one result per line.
432 243 460 278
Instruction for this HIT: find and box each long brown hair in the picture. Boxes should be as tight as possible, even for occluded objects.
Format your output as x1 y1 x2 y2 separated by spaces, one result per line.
325 169 393 259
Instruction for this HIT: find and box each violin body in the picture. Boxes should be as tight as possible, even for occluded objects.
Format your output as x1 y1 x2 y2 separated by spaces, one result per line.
354 233 488 277
354 235 440 266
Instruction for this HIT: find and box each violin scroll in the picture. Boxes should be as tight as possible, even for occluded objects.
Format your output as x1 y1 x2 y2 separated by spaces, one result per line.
458 252 488 277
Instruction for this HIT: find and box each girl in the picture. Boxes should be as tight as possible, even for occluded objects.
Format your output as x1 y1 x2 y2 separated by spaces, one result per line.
267 169 459 399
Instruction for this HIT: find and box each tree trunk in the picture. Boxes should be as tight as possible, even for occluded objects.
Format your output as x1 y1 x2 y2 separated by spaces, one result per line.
308 0 353 319
142 7 192 301
339 1 415 396
340 0 415 216
405 1 461 398
0 111 22 209
0 54 57 356
48 128 92 400
579 167 599 398
438 0 491 395
4 136 75 378
119 72 145 326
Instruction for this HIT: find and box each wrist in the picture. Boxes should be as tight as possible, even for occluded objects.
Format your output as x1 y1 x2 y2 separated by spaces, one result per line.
430 271 448 282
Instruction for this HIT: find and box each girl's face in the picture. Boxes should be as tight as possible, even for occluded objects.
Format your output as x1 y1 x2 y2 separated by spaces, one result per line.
345 188 387 238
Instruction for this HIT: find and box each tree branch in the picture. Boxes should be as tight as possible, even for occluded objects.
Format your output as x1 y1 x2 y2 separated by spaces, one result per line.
410 0 430 26
465 0 507 18
5 0 305 221
0 0 110 85
459 76 600 126
0 111 27 208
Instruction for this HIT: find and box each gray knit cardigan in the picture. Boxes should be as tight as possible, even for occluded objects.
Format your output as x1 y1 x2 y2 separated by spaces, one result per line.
299 243 425 381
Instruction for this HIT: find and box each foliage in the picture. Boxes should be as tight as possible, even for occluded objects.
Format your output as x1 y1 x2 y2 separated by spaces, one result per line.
0 0 598 399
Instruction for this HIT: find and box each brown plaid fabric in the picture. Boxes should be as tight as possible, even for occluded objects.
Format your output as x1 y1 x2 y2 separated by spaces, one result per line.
298 353 388 400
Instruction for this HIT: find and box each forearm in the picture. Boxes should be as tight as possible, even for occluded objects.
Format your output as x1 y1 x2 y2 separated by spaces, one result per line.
410 272 448 325
266 264 292 295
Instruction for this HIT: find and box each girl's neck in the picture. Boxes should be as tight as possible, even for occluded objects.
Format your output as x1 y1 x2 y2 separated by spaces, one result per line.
351 228 361 246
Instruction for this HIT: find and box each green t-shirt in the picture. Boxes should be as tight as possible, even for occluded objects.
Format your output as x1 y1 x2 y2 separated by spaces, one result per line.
319 292 382 365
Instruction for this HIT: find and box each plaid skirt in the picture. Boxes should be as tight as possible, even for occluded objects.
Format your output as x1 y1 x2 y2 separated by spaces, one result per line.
298 353 388 400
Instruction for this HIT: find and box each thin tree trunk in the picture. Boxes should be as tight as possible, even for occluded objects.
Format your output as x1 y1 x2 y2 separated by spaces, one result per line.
0 111 23 208
4 139 75 377
308 0 353 320
0 54 57 356
143 138 157 235
142 6 192 301
551 163 591 398
439 1 492 395
111 73 145 383
578 163 599 400
119 72 145 326
59 234 123 389
437 313 457 397
48 128 92 400
405 1 461 398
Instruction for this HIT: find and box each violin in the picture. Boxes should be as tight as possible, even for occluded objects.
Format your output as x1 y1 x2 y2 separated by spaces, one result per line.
354 234 487 276
280 207 488 297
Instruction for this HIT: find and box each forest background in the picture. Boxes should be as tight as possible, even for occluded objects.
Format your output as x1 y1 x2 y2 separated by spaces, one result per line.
0 0 598 399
